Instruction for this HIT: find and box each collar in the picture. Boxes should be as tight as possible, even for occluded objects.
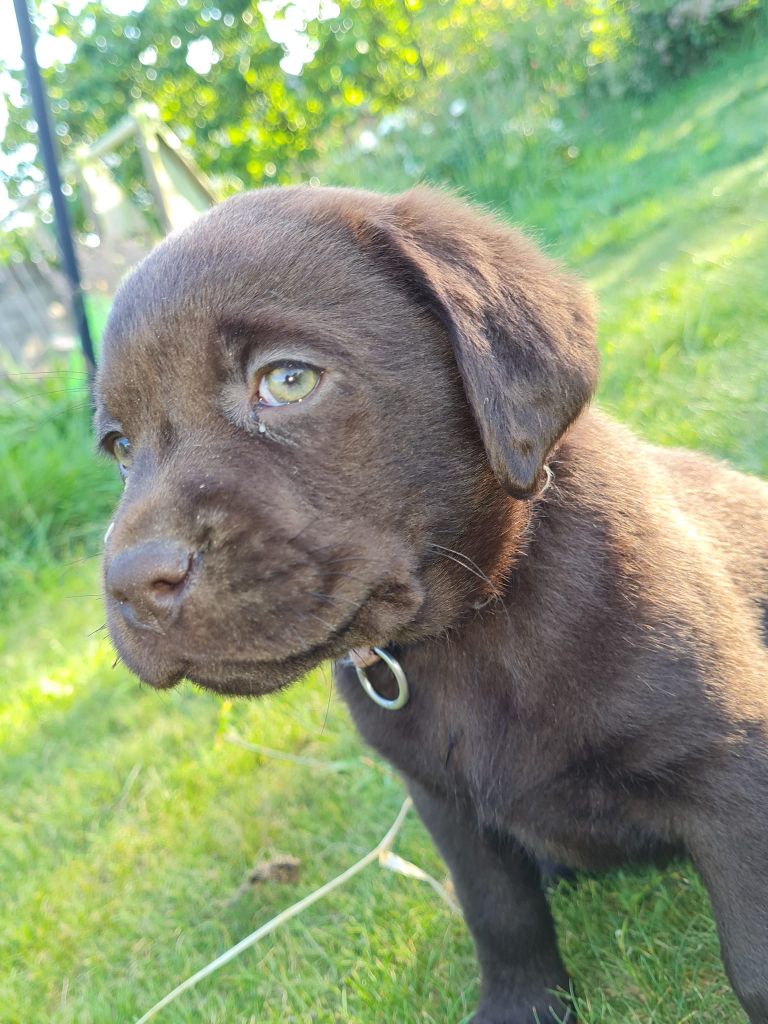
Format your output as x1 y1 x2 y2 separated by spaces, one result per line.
344 464 553 713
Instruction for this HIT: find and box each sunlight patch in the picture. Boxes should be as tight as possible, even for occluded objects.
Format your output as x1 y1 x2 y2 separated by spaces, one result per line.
38 677 74 698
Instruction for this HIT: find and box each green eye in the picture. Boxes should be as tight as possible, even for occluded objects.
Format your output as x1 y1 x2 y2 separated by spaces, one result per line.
111 435 132 477
257 363 321 406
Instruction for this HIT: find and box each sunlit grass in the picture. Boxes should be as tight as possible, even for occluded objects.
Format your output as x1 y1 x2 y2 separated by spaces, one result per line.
0 572 477 1024
2 29 767 1024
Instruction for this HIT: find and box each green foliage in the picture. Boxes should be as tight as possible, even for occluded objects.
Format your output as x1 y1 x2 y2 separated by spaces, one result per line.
1 0 765 252
3 0 289 205
609 0 767 94
0 369 119 603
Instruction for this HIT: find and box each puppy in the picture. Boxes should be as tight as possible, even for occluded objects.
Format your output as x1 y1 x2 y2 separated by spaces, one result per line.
96 186 768 1024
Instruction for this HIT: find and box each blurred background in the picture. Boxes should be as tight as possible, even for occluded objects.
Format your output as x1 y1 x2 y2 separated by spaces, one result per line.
1 2 767 1022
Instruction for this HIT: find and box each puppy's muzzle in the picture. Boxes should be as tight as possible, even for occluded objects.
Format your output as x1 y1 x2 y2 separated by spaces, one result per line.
106 538 196 630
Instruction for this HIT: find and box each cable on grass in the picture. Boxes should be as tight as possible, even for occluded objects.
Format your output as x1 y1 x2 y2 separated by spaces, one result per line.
134 791 458 1023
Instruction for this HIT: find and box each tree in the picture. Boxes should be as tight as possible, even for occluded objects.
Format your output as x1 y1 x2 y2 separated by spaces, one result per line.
1 0 530 217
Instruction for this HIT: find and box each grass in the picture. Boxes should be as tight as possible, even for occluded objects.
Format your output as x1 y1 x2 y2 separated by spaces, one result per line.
2 27 767 1024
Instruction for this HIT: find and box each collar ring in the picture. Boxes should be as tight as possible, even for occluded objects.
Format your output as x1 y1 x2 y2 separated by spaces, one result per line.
354 647 409 711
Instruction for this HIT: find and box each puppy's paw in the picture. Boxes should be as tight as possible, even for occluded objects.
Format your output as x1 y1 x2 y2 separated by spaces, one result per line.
471 993 575 1024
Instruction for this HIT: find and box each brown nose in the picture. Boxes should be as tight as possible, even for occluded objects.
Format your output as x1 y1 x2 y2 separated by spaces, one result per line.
106 540 194 628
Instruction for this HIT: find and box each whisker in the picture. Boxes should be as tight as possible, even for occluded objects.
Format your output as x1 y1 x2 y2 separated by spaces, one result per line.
55 551 103 581
3 401 92 435
2 369 91 377
296 609 338 633
320 661 334 737
287 518 318 545
427 543 493 586
4 387 92 409
427 543 512 626
428 543 492 584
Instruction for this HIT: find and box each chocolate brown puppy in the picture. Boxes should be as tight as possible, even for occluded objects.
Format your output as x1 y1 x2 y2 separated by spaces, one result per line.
96 186 768 1024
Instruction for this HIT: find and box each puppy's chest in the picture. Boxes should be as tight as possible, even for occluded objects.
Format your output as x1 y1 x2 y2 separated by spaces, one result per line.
336 660 659 869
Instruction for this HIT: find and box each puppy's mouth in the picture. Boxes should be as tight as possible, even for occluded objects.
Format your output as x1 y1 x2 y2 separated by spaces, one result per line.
111 574 424 698
182 589 376 696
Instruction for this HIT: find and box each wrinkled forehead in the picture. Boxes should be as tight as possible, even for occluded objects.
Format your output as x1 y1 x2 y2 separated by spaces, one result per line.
95 194 392 430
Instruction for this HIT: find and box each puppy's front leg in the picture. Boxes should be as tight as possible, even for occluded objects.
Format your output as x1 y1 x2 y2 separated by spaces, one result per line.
407 779 572 1024
688 798 768 1024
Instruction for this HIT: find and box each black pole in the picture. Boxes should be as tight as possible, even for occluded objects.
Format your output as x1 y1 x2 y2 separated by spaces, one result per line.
12 0 96 375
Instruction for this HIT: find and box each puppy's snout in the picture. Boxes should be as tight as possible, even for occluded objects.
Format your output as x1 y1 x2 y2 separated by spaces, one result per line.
106 539 195 628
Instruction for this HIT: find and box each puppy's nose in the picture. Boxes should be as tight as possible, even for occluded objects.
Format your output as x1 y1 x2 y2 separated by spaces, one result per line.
106 540 194 627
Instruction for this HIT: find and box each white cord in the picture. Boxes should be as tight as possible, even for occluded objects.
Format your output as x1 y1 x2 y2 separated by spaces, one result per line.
135 798 415 1024
379 850 460 913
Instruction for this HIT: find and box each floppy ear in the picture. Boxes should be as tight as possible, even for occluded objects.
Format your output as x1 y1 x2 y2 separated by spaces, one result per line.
356 188 599 498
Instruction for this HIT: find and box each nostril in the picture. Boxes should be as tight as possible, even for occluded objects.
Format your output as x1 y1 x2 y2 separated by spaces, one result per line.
106 542 196 626
151 557 193 595
153 579 181 595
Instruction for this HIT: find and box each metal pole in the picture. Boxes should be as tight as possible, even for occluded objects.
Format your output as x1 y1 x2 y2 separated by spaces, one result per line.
12 0 96 375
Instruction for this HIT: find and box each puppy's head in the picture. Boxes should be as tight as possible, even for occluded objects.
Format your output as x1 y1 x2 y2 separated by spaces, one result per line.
96 186 597 695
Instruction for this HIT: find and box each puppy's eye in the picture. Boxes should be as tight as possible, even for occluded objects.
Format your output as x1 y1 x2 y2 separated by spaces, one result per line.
257 363 321 407
110 435 132 479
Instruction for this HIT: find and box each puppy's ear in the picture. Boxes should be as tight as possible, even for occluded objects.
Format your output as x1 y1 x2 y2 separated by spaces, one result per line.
358 188 599 498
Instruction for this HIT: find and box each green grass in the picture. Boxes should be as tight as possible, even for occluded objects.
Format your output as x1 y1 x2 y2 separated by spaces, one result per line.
2 29 767 1024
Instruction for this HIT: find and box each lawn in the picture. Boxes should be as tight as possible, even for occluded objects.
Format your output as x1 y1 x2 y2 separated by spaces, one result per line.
1 30 767 1024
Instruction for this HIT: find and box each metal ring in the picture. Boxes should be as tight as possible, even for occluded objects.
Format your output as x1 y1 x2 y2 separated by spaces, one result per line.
354 647 410 711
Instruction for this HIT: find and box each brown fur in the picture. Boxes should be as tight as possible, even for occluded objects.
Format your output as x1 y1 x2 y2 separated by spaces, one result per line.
96 186 768 1023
